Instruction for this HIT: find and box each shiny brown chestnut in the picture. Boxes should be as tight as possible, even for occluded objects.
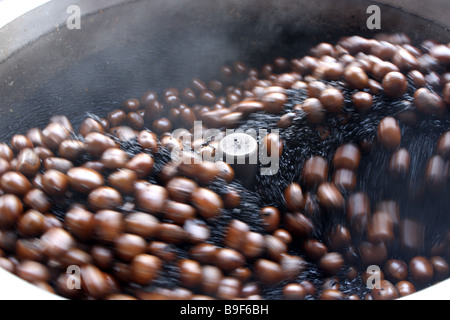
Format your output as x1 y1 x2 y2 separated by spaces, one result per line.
184 219 210 244
178 259 202 289
302 156 329 188
263 133 283 157
108 169 137 195
107 109 126 128
261 92 287 114
384 259 408 283
444 83 450 104
382 71 408 98
156 222 187 244
319 252 345 275
254 259 283 285
43 157 73 173
399 218 424 256
388 148 410 175
265 234 287 262
223 187 241 209
317 182 344 209
59 248 92 269
42 123 71 151
147 241 177 263
396 281 416 297
280 254 306 281
88 186 123 211
260 206 281 233
15 148 40 177
377 116 401 150
163 201 196 225
303 239 328 261
0 194 23 228
319 88 344 113
50 115 73 132
437 131 450 159
58 140 87 161
414 87 445 116
101 148 129 170
124 212 159 238
23 188 51 213
125 153 154 179
81 264 116 298
409 256 434 287
425 155 446 188
114 233 146 261
94 210 124 243
85 132 117 158
215 248 246 273
241 231 265 259
352 91 373 113
283 283 307 300
392 48 419 71
277 112 296 128
343 65 369 89
26 128 45 147
322 62 344 81
0 143 13 161
223 219 249 250
67 167 104 194
327 224 351 251
110 126 138 142
191 187 223 219
332 168 356 191
408 70 426 87
41 227 75 258
41 169 68 197
358 240 389 266
371 280 399 300
284 212 314 237
372 60 399 80
0 171 31 196
376 200 400 228
216 277 241 300
166 177 198 203
16 260 50 284
152 118 172 135
284 182 304 212
298 98 325 124
64 206 95 241
17 209 45 237
307 81 326 98
332 143 361 170
137 130 158 153
15 239 45 262
79 117 105 136
367 211 395 244
135 184 168 214
189 243 218 265
430 256 449 281
0 158 11 178
10 135 33 153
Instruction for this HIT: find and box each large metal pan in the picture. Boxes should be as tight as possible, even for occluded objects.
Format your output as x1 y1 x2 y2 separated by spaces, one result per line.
0 0 448 299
